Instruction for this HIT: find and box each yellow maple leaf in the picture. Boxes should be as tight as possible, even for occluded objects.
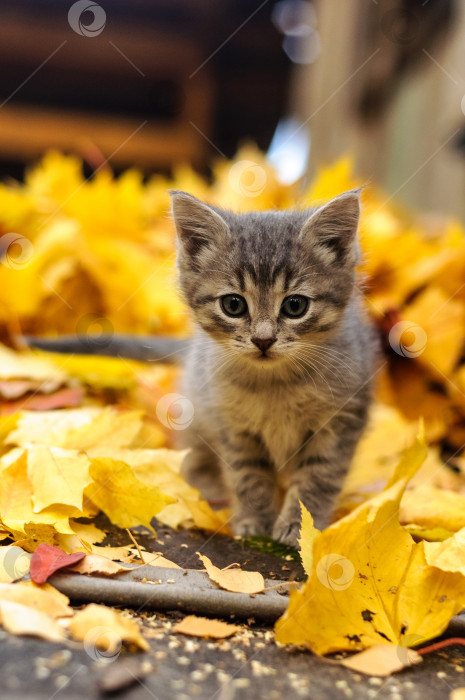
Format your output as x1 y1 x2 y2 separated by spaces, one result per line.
275 433 465 654
86 457 176 533
7 407 143 450
0 451 79 542
298 502 318 577
401 286 465 378
27 446 92 513
400 486 465 533
424 529 465 573
86 447 231 533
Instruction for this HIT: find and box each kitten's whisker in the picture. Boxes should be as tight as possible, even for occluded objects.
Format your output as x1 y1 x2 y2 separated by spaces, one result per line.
295 349 349 383
294 346 355 380
294 350 336 399
302 344 355 364
297 342 357 364
294 343 359 374
290 354 318 391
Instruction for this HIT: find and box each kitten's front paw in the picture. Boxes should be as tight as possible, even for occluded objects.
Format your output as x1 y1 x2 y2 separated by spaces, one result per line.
272 520 300 548
233 517 272 538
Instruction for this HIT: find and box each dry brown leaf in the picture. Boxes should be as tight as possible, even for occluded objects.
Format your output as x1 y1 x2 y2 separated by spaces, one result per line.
69 603 149 651
174 615 241 639
197 553 264 594
19 580 71 607
340 644 422 676
0 599 66 642
0 581 72 617
68 554 128 576
142 552 180 569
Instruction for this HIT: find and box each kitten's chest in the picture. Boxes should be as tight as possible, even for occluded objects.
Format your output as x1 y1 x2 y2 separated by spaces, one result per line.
226 384 327 468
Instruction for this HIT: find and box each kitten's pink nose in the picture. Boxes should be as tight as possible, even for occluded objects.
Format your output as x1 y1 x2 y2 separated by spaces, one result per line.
251 336 277 353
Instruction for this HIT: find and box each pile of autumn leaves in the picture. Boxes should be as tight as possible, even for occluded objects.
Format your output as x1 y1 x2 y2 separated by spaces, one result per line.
2 148 465 666
1 148 464 445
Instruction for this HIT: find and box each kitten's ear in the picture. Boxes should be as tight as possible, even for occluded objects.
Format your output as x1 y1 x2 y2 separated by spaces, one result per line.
300 189 361 265
169 190 230 257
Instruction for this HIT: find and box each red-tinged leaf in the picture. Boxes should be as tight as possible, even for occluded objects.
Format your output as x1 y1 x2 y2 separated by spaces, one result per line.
30 544 86 584
0 387 84 415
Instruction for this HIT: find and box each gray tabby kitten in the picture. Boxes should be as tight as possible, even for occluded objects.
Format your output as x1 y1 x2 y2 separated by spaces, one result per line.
170 188 377 546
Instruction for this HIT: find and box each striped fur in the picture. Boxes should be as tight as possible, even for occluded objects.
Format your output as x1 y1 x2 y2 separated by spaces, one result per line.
170 189 378 546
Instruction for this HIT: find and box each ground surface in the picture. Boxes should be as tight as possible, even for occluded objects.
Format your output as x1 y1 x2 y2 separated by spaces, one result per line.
2 520 465 700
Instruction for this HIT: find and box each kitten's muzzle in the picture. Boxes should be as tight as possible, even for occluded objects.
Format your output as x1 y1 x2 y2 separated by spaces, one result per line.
251 336 277 354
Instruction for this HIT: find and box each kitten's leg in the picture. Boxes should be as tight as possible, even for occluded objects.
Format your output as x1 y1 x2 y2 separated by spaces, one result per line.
221 431 278 537
273 410 367 546
180 438 225 502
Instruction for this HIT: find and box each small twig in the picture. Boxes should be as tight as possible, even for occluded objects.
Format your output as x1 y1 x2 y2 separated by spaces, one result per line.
125 529 146 564
221 562 241 571
417 638 465 655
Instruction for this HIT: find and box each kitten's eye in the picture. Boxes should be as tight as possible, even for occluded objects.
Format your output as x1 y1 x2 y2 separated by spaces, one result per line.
220 294 248 317
281 295 309 318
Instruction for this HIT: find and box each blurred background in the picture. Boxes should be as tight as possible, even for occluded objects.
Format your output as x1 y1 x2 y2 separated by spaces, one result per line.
0 0 464 218
2 0 465 485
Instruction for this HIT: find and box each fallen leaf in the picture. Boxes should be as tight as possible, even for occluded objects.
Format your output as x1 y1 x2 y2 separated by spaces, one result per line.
0 581 72 617
400 486 465 533
67 554 128 576
424 528 465 574
197 553 264 594
27 446 92 513
140 552 180 569
0 344 68 383
0 379 61 400
174 615 241 639
69 603 149 651
275 432 465 654
86 458 176 533
87 447 231 533
451 689 465 700
0 387 84 414
19 579 71 607
69 520 107 545
298 502 318 577
340 644 422 676
403 524 454 542
0 600 65 642
7 407 143 450
30 543 86 584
